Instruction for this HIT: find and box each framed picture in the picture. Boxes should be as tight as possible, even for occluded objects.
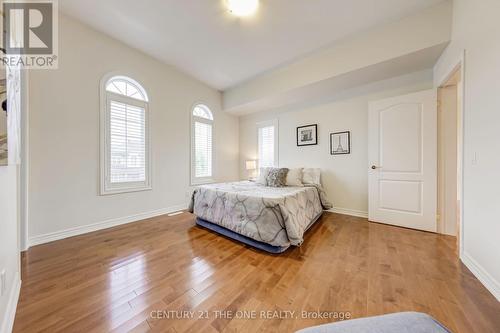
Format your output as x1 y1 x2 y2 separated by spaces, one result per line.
330 131 350 155
297 124 318 146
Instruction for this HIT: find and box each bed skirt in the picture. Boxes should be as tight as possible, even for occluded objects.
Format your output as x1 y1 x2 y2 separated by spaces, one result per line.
195 212 323 254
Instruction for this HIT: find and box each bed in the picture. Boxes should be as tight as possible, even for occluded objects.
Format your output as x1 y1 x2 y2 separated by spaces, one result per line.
188 181 332 253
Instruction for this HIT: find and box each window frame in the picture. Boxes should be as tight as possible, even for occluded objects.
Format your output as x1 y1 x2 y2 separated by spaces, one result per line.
100 74 152 195
257 119 279 169
190 103 215 186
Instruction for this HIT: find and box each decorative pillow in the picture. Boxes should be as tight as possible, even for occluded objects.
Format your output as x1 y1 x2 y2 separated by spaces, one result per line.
266 168 289 187
256 167 271 185
286 168 304 187
302 168 321 185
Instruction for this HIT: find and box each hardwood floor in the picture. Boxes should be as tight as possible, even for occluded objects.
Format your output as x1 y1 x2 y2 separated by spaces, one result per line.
14 212 500 333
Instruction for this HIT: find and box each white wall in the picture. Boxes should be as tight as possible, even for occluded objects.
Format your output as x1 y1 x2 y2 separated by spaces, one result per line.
239 70 433 216
27 15 239 242
0 166 20 333
434 0 500 301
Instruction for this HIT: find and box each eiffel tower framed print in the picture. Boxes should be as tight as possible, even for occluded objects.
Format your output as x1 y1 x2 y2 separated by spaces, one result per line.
330 131 350 155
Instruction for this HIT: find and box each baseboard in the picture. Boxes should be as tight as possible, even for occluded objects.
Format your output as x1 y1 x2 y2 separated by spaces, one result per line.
461 252 500 302
0 273 21 333
328 207 368 219
28 204 187 247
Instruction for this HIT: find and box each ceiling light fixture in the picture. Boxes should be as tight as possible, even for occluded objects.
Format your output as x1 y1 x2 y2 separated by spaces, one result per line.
227 0 259 17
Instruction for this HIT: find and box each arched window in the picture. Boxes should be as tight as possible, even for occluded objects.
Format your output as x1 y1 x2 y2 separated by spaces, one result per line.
191 104 214 184
100 75 151 195
105 76 148 101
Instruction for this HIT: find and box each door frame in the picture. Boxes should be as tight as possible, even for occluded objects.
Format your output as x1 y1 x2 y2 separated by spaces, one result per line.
435 50 465 257
20 69 30 251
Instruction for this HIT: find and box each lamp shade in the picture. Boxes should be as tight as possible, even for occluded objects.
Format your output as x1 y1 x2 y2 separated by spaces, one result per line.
246 160 257 170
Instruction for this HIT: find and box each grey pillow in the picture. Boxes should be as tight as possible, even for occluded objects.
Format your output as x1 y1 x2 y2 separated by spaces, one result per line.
266 168 289 187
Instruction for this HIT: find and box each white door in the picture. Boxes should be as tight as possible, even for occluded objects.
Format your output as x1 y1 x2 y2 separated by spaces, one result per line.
368 90 437 232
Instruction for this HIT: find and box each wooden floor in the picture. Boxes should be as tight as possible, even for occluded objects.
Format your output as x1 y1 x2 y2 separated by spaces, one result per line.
14 212 500 333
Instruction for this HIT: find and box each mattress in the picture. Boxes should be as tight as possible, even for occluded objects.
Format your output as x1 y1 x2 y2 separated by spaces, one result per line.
189 181 331 248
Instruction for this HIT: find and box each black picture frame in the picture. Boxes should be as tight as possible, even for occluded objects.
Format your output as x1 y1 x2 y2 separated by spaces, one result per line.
330 131 351 155
297 124 318 146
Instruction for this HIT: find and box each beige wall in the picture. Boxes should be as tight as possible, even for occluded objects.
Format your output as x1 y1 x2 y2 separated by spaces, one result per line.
27 15 239 240
239 70 433 216
434 0 500 300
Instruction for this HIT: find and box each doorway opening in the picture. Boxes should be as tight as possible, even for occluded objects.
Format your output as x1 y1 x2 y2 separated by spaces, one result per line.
437 65 463 252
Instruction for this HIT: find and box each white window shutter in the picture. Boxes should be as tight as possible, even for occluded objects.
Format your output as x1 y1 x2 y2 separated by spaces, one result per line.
258 125 276 168
194 121 213 178
109 101 146 183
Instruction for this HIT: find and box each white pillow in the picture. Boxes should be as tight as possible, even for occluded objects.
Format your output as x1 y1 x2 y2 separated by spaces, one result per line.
256 167 271 185
286 168 303 187
302 168 321 185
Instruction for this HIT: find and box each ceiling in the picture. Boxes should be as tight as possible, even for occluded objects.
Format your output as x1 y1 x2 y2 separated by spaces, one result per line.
226 44 448 114
60 0 446 91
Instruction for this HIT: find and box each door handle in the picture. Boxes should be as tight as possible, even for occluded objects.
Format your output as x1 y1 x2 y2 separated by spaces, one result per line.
371 165 379 170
